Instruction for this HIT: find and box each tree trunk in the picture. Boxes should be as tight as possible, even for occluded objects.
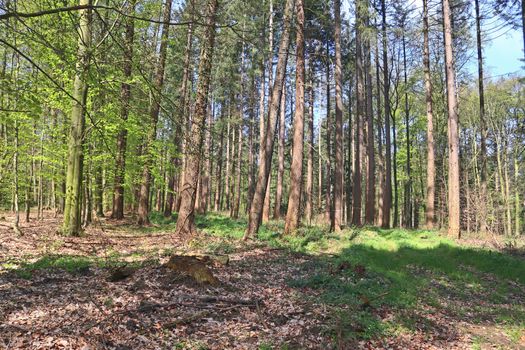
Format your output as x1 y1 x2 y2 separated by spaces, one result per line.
305 65 314 226
175 0 218 238
13 118 21 235
375 33 383 226
284 0 305 235
364 3 375 226
199 101 212 215
381 0 391 228
137 0 172 225
262 0 275 224
402 32 411 228
443 0 461 238
325 41 332 224
333 0 344 231
475 0 489 233
111 1 134 220
62 0 92 236
214 115 224 212
172 6 195 216
423 0 435 229
245 0 293 239
352 0 364 227
274 86 286 219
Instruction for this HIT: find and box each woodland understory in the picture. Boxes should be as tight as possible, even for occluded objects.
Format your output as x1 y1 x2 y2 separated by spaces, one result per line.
1 0 525 348
1 210 525 349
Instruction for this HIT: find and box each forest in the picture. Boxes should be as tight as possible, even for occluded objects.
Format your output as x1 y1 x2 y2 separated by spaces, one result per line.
0 0 524 348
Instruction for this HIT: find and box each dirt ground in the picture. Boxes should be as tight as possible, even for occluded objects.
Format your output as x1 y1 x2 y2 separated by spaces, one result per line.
0 212 523 349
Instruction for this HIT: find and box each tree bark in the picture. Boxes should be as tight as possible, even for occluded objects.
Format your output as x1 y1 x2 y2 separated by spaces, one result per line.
175 0 218 238
324 41 332 224
364 3 375 226
333 0 344 231
423 0 435 229
245 0 293 239
352 0 364 227
474 0 488 233
284 0 305 235
137 0 172 225
402 32 411 228
62 0 92 236
305 65 314 226
381 0 391 228
274 86 286 219
443 0 461 238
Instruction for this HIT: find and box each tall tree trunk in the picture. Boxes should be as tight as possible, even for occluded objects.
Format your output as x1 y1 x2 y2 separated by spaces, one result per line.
443 0 461 238
245 0 293 239
225 117 231 210
423 0 435 229
232 120 243 218
325 41 332 224
175 0 218 238
13 118 21 235
173 16 195 215
199 101 212 215
375 33 383 226
232 36 245 219
346 82 353 224
274 87 286 219
284 0 305 234
364 3 375 226
402 32 411 228
262 0 275 224
214 115 224 212
333 0 344 231
137 0 172 225
305 65 314 226
475 0 488 232
381 0 391 228
352 0 364 227
111 1 134 220
247 73 256 212
62 0 92 236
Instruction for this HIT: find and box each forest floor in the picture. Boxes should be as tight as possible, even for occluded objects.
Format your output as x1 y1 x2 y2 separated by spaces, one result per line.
1 211 525 350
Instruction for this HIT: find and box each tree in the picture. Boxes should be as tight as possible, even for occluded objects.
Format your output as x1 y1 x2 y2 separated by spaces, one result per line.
364 0 375 225
381 0 392 228
245 0 294 239
284 0 305 235
423 0 435 229
333 0 344 231
62 0 92 236
352 0 365 227
442 0 461 238
137 0 173 225
111 0 135 220
175 0 219 238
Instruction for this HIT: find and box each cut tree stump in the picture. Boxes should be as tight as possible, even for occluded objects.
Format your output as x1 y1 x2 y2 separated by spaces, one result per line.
165 255 221 285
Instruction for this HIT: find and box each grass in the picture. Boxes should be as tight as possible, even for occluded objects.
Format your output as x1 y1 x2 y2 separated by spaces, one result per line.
192 213 525 345
6 211 525 347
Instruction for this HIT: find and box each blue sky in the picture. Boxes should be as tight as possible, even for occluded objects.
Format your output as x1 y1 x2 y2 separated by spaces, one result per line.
482 28 523 77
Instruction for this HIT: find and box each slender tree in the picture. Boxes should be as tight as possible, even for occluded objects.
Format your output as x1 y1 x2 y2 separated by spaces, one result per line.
284 0 305 235
352 0 365 227
62 0 92 236
175 0 219 238
137 0 173 225
245 0 294 239
423 0 435 229
381 0 391 228
333 0 344 231
442 0 461 238
111 0 135 220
